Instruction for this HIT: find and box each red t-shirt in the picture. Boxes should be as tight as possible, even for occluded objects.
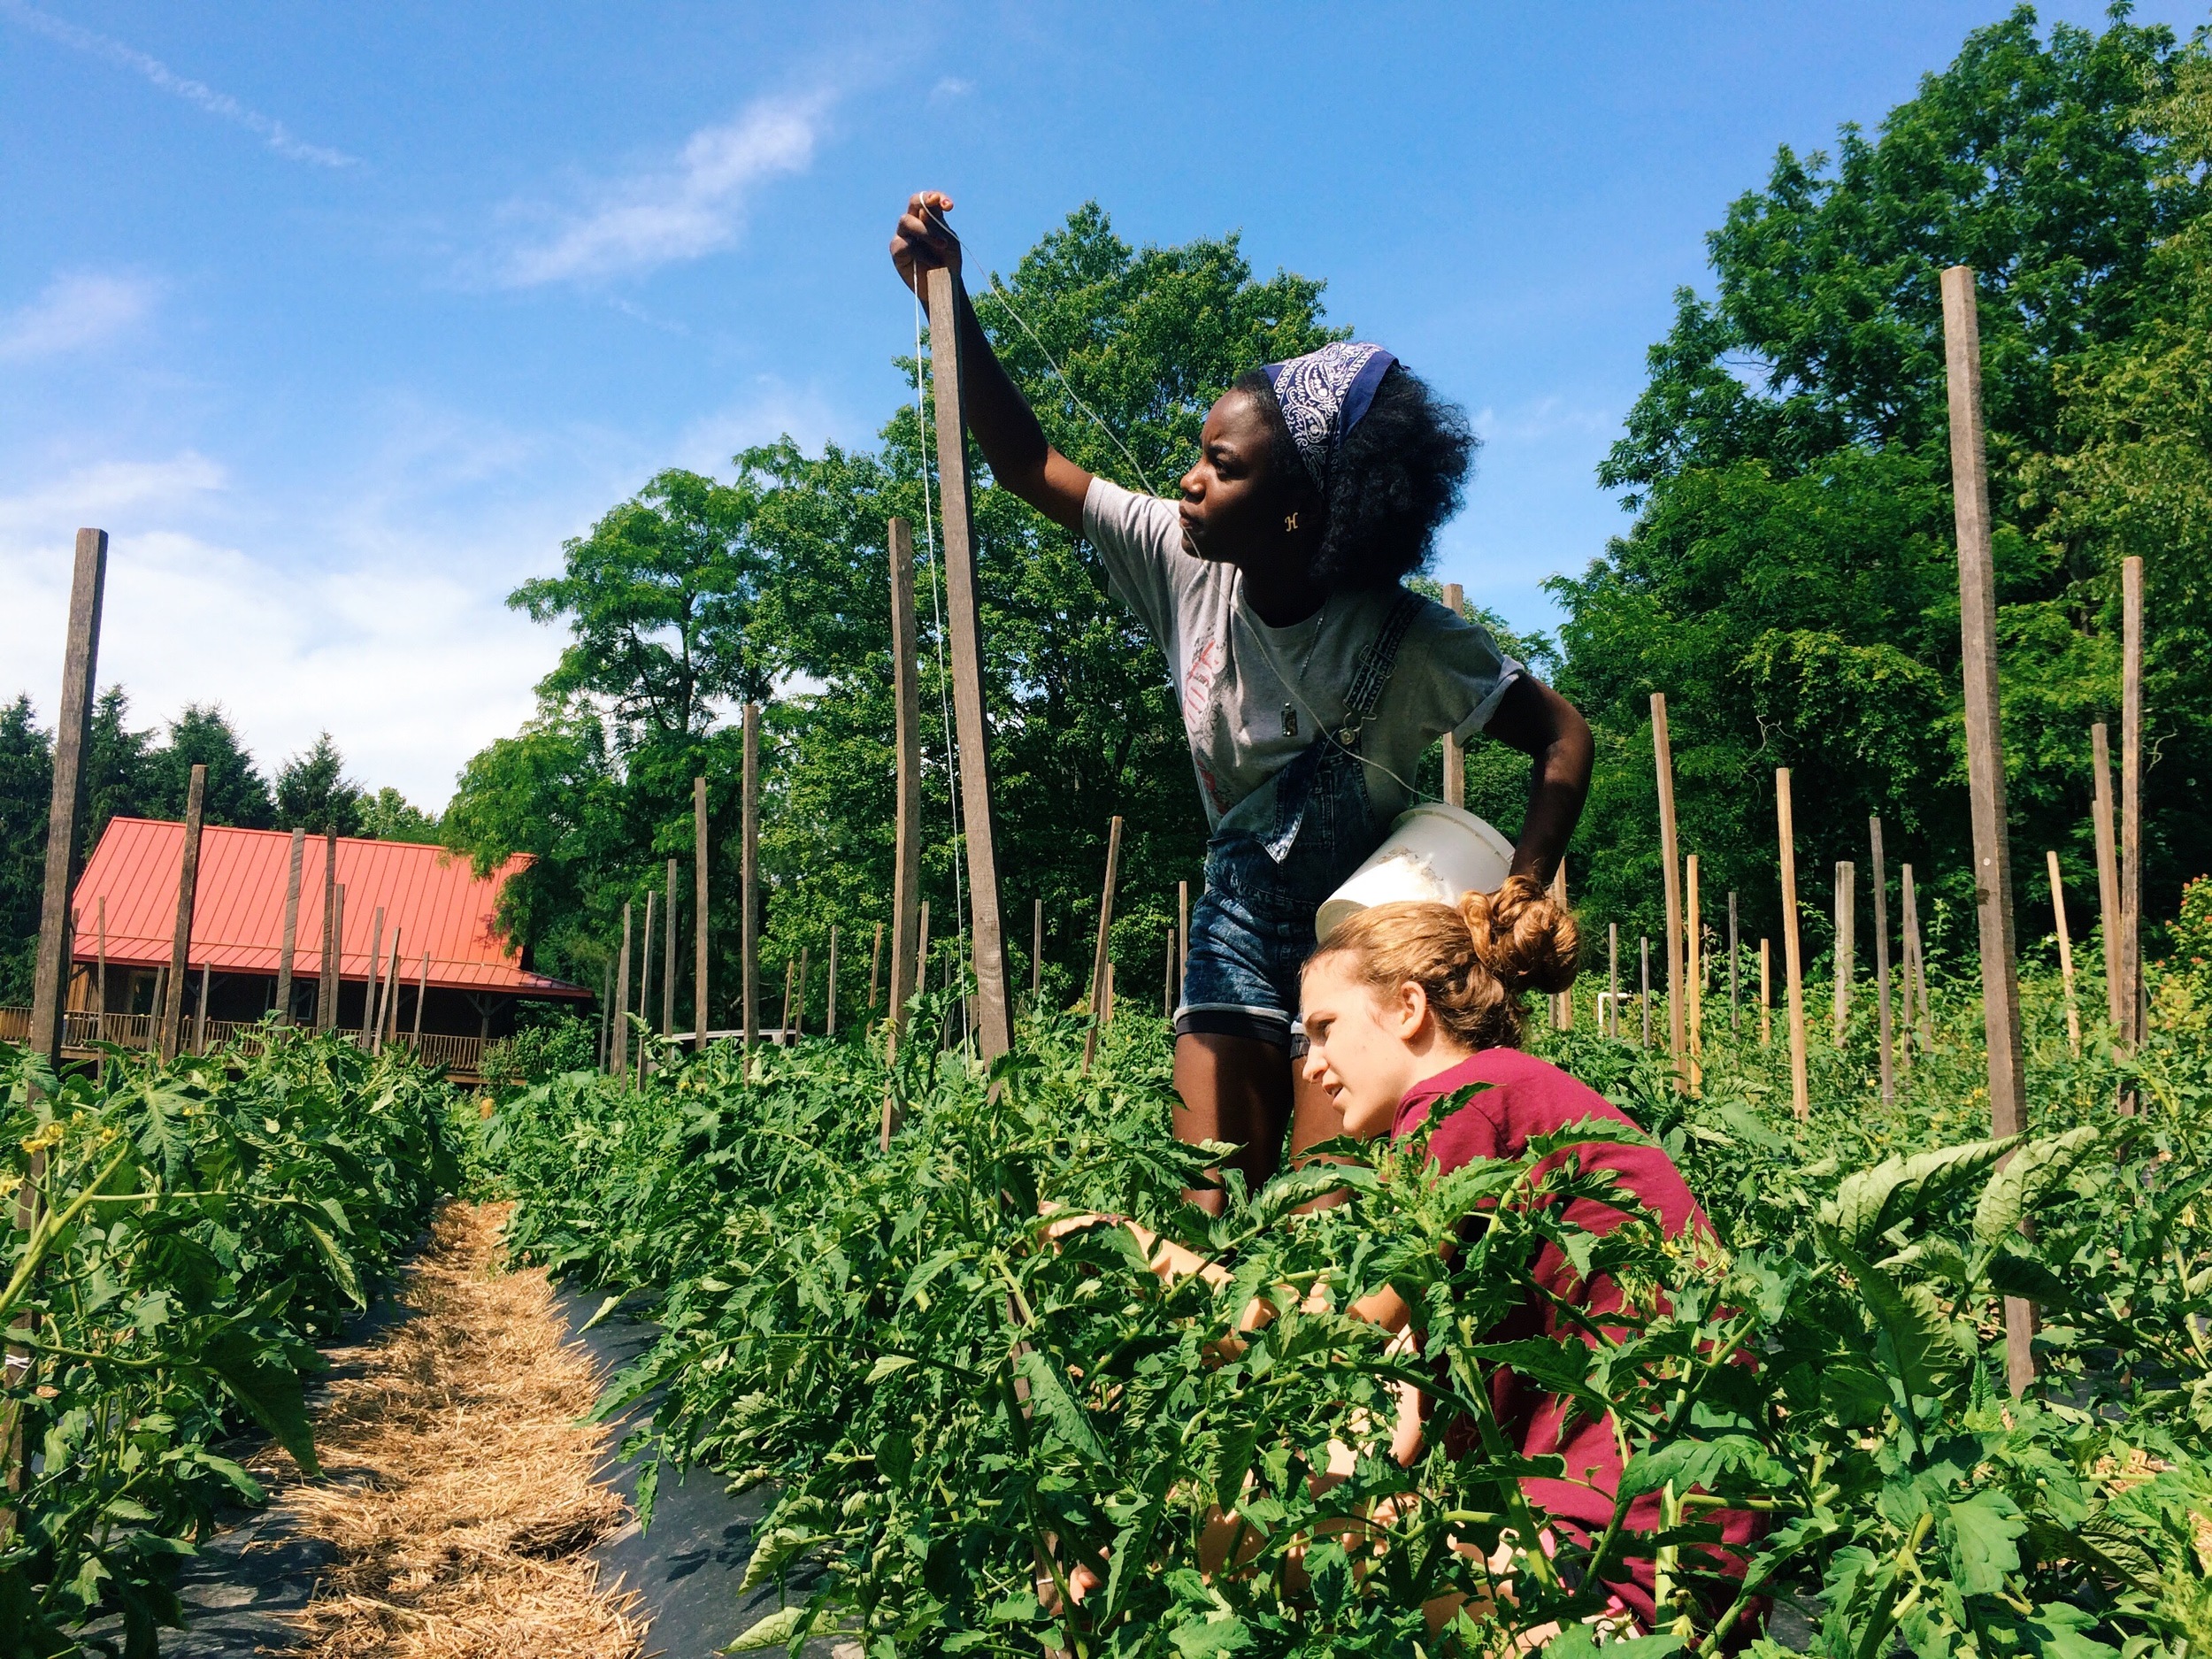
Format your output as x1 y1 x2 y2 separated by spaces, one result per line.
1390 1048 1755 1625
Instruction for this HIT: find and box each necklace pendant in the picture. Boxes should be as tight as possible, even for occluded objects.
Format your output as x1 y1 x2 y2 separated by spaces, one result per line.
1282 703 1298 738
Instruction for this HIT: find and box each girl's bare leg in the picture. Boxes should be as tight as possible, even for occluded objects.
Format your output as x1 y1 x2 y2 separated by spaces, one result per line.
1172 1032 1292 1215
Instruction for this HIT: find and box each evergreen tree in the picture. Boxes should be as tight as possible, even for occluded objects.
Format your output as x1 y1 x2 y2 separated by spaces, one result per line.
80 687 155 857
274 733 366 837
0 695 52 1003
145 703 274 828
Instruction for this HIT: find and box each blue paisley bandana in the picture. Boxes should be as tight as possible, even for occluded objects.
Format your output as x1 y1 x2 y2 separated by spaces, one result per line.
1261 342 1397 495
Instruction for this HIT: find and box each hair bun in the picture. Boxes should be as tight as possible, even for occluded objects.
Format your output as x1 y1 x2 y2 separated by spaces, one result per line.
1457 874 1578 998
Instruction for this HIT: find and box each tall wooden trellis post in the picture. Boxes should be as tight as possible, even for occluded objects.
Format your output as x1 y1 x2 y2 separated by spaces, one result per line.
318 832 340 1033
925 266 1013 1062
693 775 710 1050
1942 264 2034 1395
2120 555 2145 1060
1776 769 1809 1122
1651 693 1686 1088
881 518 926 1146
741 703 760 1053
8 528 107 1513
159 764 207 1063
277 827 304 1026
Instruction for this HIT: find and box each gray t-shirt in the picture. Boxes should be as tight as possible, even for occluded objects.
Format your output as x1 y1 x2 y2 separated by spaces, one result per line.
1083 478 1523 837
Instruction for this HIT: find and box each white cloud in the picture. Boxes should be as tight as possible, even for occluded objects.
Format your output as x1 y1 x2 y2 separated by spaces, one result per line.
496 93 828 287
0 0 357 168
0 272 159 362
931 77 973 100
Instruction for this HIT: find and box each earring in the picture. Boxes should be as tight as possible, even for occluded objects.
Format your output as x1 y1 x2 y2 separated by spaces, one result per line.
1283 511 1299 533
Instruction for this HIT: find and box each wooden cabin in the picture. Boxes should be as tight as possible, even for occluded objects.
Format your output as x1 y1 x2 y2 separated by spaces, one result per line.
9 818 589 1079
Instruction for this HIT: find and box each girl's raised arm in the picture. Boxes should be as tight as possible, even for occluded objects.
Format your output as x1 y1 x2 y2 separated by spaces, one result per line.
891 190 1096 533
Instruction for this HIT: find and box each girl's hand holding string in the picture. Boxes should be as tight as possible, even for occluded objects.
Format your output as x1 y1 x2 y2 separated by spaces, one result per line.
890 189 962 293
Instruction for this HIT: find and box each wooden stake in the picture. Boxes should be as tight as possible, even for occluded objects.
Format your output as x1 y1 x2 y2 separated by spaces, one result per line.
741 702 760 1050
1083 817 1125 1073
2091 724 2123 1035
639 889 657 1064
380 932 401 1054
96 897 107 1048
915 902 931 1008
366 904 385 1045
276 827 303 1027
160 764 207 1062
1608 922 1620 1040
870 921 884 1013
827 925 840 1037
1651 694 1686 1087
330 885 345 1036
1777 768 1810 1121
414 950 427 1042
1727 891 1740 1033
1901 863 1932 1053
2120 555 2144 1052
1832 862 1855 1045
1164 922 1174 1018
27 527 105 1072
2047 849 2081 1057
194 962 210 1056
1441 582 1467 810
693 775 710 1050
1871 819 1894 1104
663 858 678 1038
1759 939 1772 1048
1550 862 1573 1031
796 945 810 1036
598 964 610 1071
319 831 339 1032
1685 853 1701 1087
887 519 924 1046
1640 936 1652 1048
612 902 633 1078
1031 898 1043 1000
1942 263 2033 1395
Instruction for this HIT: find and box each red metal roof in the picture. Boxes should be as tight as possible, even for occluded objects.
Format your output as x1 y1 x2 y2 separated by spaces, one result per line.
71 818 588 998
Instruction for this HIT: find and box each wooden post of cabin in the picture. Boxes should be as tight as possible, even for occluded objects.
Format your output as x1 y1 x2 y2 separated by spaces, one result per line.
1441 583 1468 809
741 703 760 1052
1871 818 1895 1104
275 828 303 1027
2090 724 2123 1035
693 776 710 1050
192 963 210 1056
2120 556 2144 1053
1759 939 1772 1047
1777 768 1810 1121
1685 854 1701 1087
2047 849 2081 1057
365 905 385 1044
318 832 339 1032
1832 863 1855 1045
414 951 427 1043
1609 923 1620 1040
96 897 108 1048
924 266 1014 1063
1083 817 1125 1073
886 521 924 1052
663 858 678 1038
1640 936 1652 1048
1942 263 2034 1394
612 902 633 1079
1727 891 1740 1033
1651 693 1686 1087
160 764 208 1062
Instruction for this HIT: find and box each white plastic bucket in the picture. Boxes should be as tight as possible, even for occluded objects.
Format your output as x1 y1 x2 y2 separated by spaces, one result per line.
1314 803 1516 942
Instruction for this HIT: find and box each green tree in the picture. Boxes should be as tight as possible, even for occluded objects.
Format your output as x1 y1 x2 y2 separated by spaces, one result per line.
358 786 442 844
1551 8 2204 956
144 703 273 828
274 733 365 837
0 695 52 1002
80 687 157 856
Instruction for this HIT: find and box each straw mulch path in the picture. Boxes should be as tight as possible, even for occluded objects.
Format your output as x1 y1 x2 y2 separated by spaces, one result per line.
256 1200 646 1659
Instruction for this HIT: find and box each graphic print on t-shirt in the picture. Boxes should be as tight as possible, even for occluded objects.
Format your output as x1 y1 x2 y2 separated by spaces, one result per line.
1182 637 1225 811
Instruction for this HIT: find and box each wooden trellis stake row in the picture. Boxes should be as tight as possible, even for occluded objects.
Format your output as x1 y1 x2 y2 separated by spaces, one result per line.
1651 693 1686 1089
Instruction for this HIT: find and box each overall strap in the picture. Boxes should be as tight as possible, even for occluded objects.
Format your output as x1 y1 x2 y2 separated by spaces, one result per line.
1334 588 1427 749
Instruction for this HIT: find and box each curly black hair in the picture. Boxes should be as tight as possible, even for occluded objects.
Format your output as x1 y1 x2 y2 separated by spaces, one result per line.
1232 362 1478 591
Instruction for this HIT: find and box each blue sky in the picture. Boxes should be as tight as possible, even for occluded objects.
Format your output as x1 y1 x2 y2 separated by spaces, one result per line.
4 1 2200 808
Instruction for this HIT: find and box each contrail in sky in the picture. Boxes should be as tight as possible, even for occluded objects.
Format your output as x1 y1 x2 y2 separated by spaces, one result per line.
0 0 358 168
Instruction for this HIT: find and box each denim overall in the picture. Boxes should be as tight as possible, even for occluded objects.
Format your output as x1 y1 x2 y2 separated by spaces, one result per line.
1177 590 1427 1048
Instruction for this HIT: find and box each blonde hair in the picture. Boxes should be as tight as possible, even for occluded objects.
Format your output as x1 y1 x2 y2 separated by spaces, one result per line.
1304 874 1579 1051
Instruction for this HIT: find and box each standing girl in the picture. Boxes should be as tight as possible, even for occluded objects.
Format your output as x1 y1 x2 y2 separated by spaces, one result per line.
891 192 1593 1205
